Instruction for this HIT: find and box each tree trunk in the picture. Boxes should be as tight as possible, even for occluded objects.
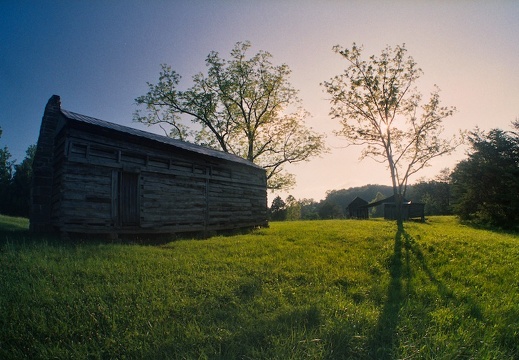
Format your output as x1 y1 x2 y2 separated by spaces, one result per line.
394 192 404 231
388 155 404 230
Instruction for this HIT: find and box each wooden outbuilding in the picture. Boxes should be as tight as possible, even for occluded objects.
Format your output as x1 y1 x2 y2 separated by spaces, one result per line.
346 194 425 222
382 202 425 222
366 195 425 222
30 95 268 237
346 196 369 219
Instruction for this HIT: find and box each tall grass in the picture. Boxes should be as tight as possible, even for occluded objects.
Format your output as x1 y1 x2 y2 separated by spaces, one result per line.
0 215 518 359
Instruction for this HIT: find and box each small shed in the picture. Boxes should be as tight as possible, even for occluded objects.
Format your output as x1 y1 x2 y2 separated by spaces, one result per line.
366 195 425 222
346 196 369 219
30 95 268 237
383 202 425 222
346 194 425 222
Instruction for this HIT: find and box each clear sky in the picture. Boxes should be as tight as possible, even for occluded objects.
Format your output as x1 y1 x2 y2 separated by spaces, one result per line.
1 1 518 202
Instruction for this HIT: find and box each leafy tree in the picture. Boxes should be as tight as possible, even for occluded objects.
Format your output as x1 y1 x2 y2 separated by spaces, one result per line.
323 43 462 226
269 196 287 221
299 198 319 220
269 196 319 221
318 201 344 219
9 145 36 217
408 175 452 216
135 41 327 190
285 195 301 221
369 192 386 217
0 127 12 183
451 126 519 229
0 127 14 215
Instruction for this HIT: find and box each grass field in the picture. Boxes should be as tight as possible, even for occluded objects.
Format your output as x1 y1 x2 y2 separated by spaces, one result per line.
0 215 518 359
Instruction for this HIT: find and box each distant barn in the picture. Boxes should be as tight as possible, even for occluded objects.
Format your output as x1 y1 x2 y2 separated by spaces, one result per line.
347 194 425 222
346 196 369 219
30 95 267 237
367 195 424 222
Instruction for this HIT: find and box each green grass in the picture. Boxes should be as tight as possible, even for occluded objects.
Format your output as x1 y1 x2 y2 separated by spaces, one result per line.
0 214 30 233
0 216 518 359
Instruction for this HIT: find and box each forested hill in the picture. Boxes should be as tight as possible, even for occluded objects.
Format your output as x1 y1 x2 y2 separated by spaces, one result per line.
320 182 452 218
271 182 452 221
324 184 394 210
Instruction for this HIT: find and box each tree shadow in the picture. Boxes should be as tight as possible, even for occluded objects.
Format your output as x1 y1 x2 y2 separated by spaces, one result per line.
458 218 519 235
367 225 405 359
367 224 484 359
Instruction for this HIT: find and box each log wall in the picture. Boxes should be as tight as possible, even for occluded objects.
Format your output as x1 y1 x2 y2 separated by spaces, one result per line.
51 124 267 235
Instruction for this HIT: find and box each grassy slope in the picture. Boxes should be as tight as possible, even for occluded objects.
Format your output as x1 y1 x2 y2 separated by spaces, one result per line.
0 215 518 359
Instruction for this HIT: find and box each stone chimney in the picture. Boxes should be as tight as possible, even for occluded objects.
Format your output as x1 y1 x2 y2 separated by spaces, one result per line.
30 95 61 233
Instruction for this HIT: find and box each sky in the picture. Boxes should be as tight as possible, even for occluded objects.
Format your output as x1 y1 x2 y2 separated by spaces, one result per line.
1 1 518 203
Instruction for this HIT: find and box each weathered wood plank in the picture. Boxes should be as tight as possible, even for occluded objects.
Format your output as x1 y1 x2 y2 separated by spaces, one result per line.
35 107 267 236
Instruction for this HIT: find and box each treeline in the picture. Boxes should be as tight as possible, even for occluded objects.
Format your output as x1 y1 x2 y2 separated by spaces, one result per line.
271 122 519 230
451 123 519 229
0 127 35 217
269 180 451 222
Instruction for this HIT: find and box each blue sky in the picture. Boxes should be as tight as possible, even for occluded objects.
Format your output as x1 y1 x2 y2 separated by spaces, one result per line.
1 1 518 201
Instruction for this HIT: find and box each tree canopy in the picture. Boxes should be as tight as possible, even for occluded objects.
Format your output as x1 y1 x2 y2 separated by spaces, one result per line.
135 41 326 190
451 123 519 229
0 127 14 215
323 43 462 225
9 145 36 217
0 127 35 217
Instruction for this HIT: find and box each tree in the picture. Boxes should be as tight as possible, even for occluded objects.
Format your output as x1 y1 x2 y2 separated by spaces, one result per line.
285 195 301 221
451 125 519 229
269 196 287 221
0 127 14 215
369 192 386 218
135 41 326 190
408 170 452 216
10 145 36 217
318 201 344 220
323 43 462 226
0 127 12 183
299 198 319 220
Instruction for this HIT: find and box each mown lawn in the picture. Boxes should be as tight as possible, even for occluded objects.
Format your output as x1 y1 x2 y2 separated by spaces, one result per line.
0 215 518 359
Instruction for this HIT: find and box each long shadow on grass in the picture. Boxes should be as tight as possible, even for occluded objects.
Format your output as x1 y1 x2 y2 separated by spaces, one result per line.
367 225 485 359
366 226 406 359
0 226 176 247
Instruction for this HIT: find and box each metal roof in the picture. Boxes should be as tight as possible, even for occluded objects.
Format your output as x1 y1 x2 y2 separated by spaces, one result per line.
362 194 411 208
60 109 263 169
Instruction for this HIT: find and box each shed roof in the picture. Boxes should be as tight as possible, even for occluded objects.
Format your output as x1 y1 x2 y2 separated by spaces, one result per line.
363 194 410 208
347 196 369 209
60 108 263 170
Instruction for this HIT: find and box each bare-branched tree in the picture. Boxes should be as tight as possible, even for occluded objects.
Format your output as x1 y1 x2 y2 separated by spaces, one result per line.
323 43 463 226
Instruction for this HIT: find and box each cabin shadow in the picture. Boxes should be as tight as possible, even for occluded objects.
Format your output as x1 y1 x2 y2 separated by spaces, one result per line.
0 226 63 247
0 222 263 247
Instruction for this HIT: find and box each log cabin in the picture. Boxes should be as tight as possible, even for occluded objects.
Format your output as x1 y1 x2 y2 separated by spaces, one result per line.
30 95 268 237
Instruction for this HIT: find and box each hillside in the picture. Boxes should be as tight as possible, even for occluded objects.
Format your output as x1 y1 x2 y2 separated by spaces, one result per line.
0 215 518 359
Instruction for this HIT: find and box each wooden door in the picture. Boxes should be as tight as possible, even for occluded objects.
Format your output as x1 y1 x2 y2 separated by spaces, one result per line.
119 172 140 226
